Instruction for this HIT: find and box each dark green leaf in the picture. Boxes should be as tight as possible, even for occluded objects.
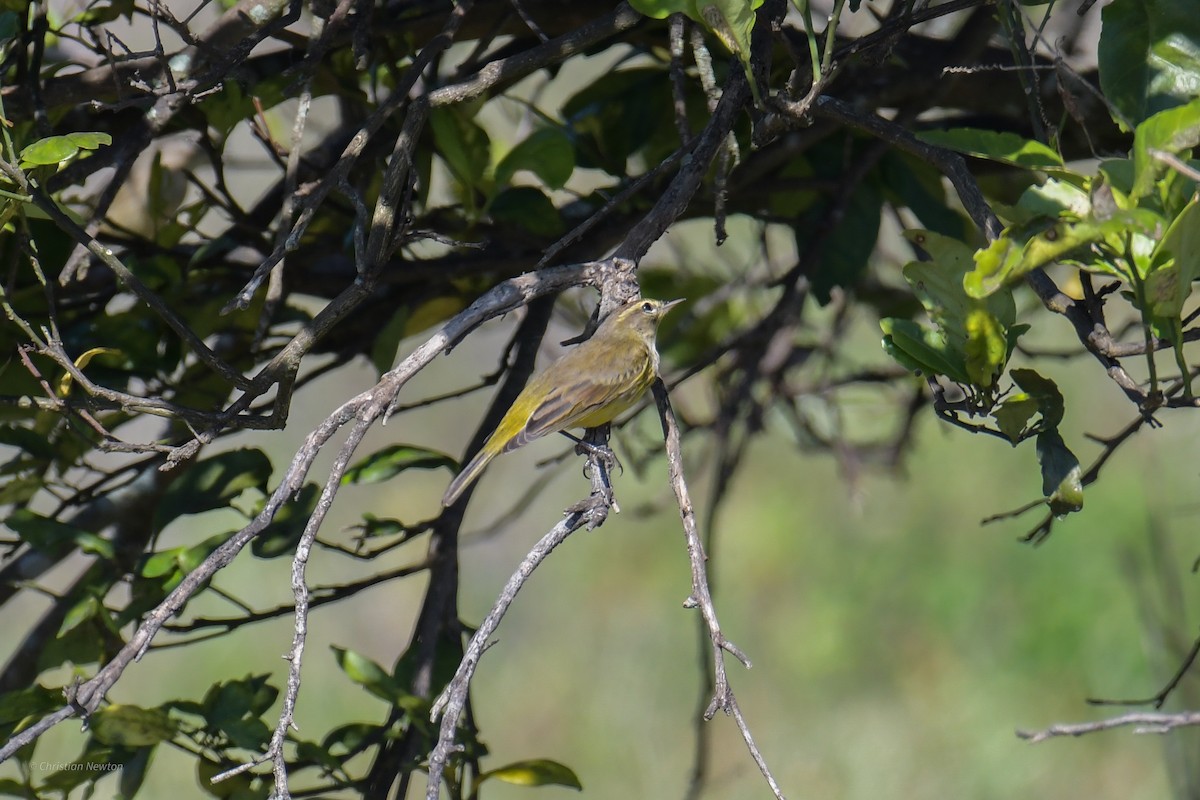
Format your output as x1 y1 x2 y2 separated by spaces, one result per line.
5 509 115 560
202 675 278 729
154 449 272 530
0 684 61 726
806 172 883 303
489 186 564 238
564 68 673 174
343 444 456 485
1010 368 1065 429
880 152 968 238
430 106 490 191
1036 429 1084 518
495 128 575 190
1099 0 1200 127
219 717 270 750
252 482 319 559
117 745 152 799
0 777 30 796
0 11 20 45
371 296 469 376
322 722 378 756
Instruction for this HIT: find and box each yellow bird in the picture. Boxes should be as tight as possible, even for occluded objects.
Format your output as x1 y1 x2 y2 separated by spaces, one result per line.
441 297 684 506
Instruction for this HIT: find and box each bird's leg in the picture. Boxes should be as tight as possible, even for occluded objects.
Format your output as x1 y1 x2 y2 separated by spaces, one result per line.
559 430 624 475
562 426 621 516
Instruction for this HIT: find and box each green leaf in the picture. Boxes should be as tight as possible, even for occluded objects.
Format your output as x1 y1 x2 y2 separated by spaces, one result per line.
0 684 61 726
342 444 456 485
59 594 102 637
73 0 135 24
1130 97 1200 200
5 509 115 560
807 172 883 303
1016 177 1092 219
154 449 272 530
628 0 689 17
964 307 1007 387
1099 0 1200 127
18 132 112 168
495 128 575 190
332 647 400 702
430 106 490 191
689 1 764 105
117 745 152 799
916 128 1063 168
252 482 319 559
1036 429 1084 518
0 778 30 796
881 230 1022 388
1010 368 1064 429
0 11 20 45
350 514 415 540
880 317 970 384
880 152 968 239
481 758 583 790
1145 197 1200 318
489 186 564 238
563 68 673 174
371 295 469 375
90 704 177 747
993 395 1040 443
964 210 1165 298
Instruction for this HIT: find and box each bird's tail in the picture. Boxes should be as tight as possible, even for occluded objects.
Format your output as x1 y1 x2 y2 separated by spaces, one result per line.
441 447 496 506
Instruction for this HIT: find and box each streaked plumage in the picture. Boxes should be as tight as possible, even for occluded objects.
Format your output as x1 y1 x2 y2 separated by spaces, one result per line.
441 298 682 506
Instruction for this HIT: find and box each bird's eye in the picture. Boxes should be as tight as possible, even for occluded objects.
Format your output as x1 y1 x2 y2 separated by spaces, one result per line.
641 301 654 313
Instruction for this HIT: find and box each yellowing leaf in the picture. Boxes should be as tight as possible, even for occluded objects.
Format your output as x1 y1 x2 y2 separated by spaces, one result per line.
58 347 120 396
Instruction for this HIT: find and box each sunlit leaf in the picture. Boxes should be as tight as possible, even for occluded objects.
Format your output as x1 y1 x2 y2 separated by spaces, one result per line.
332 647 401 702
19 132 111 168
1131 97 1200 199
482 758 582 790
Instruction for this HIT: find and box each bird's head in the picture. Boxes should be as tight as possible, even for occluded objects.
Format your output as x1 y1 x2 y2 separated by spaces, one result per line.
604 297 685 340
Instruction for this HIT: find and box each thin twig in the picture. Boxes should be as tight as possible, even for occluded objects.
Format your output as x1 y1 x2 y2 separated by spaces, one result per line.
653 380 785 800
1018 710 1200 743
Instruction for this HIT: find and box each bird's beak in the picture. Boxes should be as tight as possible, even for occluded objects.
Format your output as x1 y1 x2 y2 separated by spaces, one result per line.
661 298 686 313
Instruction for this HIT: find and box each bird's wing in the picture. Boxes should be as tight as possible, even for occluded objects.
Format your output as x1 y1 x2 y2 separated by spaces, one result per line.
501 354 652 454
